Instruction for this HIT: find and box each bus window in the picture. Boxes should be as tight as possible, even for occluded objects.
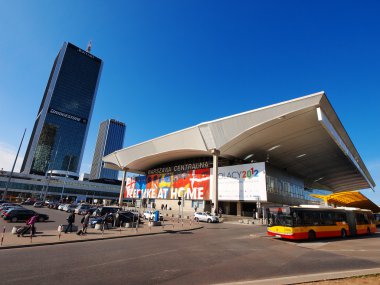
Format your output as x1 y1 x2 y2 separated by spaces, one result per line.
320 212 335 226
303 211 321 226
355 213 367 225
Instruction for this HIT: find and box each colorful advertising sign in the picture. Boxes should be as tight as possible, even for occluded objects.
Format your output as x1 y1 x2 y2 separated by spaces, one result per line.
124 168 210 200
217 162 267 201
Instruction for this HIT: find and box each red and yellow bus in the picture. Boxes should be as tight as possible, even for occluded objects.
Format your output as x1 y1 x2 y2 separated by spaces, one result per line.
267 205 376 240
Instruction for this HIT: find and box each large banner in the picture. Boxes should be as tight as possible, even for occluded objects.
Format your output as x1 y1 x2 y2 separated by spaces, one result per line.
124 168 210 200
218 162 267 201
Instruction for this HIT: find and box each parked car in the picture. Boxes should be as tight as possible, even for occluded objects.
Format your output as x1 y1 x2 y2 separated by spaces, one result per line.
0 203 19 210
194 212 219 223
47 201 60 209
0 205 23 216
63 204 77 213
33 201 44 208
89 213 115 228
58 204 67 211
3 209 49 222
92 206 121 217
119 211 141 224
75 204 91 214
143 210 163 221
20 199 36 205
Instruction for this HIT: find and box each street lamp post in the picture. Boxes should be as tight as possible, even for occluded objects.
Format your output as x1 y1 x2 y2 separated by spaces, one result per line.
3 128 26 200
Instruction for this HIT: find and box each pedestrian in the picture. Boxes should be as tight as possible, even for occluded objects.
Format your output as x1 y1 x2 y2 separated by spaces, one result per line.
102 213 112 230
114 209 120 227
194 206 198 212
165 204 167 210
19 214 38 237
65 211 75 233
218 207 222 218
81 212 91 234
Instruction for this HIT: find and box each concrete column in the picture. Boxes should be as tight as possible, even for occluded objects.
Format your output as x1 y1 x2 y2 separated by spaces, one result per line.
119 169 127 206
211 149 220 215
237 201 242 216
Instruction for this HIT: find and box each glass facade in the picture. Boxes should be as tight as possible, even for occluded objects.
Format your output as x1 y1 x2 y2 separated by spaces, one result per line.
21 42 103 175
0 178 118 200
90 119 125 180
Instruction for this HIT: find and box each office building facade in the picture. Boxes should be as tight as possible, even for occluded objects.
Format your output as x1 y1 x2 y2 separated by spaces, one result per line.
90 119 125 181
21 42 103 176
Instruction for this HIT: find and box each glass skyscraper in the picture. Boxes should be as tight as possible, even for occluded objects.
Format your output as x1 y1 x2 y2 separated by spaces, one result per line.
90 119 125 181
21 42 103 175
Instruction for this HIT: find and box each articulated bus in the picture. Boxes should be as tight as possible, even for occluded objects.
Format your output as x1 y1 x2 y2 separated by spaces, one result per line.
267 205 376 240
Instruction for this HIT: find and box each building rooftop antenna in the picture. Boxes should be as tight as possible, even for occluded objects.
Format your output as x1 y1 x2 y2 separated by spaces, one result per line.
86 40 92 53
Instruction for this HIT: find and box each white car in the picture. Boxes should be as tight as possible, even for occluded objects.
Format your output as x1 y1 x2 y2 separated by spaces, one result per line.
143 210 163 221
58 204 67 211
62 204 77 212
75 204 91 214
194 212 219 223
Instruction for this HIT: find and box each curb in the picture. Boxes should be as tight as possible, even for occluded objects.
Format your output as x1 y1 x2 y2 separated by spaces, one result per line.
213 267 380 285
0 226 203 250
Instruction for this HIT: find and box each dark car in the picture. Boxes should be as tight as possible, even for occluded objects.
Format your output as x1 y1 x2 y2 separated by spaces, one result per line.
89 211 141 228
119 211 141 224
3 209 49 223
92 206 122 217
89 214 114 228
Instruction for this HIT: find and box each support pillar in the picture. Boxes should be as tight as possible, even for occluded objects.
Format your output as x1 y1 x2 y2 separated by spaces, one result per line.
119 169 127 206
237 202 242 216
211 149 220 215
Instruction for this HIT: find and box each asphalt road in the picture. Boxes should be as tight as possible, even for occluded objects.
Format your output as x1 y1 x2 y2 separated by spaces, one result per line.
1 222 380 285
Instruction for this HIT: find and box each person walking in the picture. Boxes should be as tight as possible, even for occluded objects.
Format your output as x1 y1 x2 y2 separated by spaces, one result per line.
81 212 91 234
19 214 38 237
65 211 75 233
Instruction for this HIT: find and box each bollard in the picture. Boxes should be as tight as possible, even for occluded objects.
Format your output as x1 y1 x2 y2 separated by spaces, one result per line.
102 224 104 238
58 225 62 240
30 228 33 243
181 219 184 228
0 226 5 246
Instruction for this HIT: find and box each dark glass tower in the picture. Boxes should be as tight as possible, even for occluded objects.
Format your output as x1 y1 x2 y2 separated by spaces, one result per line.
90 119 126 181
21 42 103 175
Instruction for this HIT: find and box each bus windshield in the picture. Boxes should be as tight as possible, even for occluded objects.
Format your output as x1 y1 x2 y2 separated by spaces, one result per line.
268 207 293 227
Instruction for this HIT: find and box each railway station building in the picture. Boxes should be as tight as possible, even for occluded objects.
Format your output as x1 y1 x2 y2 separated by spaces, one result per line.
103 92 376 217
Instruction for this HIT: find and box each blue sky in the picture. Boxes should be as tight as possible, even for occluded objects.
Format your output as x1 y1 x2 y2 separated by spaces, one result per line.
0 1 379 203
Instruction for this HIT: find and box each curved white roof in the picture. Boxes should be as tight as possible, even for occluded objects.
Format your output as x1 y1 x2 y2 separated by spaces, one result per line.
103 92 375 192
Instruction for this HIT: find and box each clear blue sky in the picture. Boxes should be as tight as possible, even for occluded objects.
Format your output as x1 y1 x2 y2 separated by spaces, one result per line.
0 1 379 203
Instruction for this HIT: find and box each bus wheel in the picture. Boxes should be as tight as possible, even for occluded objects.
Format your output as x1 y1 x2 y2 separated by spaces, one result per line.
308 230 316 241
341 229 347 238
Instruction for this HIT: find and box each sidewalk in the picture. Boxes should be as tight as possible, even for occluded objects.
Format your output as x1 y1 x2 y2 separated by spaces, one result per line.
0 219 202 250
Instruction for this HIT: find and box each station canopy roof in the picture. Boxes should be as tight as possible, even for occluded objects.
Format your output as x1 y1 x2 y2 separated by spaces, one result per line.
103 91 375 192
310 191 380 213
